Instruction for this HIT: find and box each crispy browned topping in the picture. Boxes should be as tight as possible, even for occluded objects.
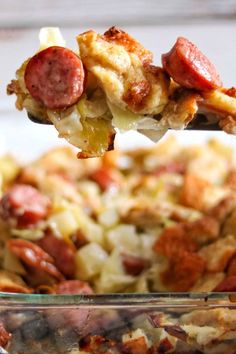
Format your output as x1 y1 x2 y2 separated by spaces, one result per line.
80 334 118 353
6 79 20 95
180 173 210 211
161 251 205 291
154 224 198 257
183 216 220 244
154 224 206 291
199 235 236 272
103 26 153 64
123 336 149 354
123 80 151 111
208 196 235 222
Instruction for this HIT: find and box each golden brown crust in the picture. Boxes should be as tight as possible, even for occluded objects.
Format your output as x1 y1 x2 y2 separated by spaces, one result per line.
103 26 153 64
161 251 205 291
199 235 236 272
123 80 151 111
6 79 20 95
123 336 149 354
154 223 206 291
154 224 198 257
183 216 220 244
208 196 235 222
180 173 210 211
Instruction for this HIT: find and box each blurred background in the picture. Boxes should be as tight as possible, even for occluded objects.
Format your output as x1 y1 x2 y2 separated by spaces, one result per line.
1 0 236 159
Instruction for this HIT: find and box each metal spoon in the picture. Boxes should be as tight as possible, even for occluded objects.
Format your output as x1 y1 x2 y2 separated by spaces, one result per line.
27 111 221 130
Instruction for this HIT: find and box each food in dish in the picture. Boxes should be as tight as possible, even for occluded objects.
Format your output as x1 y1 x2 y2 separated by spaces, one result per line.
7 27 236 157
0 136 236 295
0 137 236 353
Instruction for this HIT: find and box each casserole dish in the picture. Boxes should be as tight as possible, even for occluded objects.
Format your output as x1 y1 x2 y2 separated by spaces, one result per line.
1 292 236 353
0 132 236 353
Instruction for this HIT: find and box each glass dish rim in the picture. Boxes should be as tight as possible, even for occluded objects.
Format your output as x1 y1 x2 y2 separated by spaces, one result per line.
0 292 235 308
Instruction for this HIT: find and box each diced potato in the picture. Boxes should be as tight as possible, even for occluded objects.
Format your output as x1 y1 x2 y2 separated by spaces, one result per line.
40 175 82 203
72 205 104 245
3 249 26 275
75 242 108 281
106 224 140 253
95 249 135 293
140 234 156 259
98 208 119 228
0 155 20 186
48 210 78 238
78 181 102 211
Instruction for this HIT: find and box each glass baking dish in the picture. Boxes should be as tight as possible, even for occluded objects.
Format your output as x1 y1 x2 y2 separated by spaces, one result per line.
0 292 235 354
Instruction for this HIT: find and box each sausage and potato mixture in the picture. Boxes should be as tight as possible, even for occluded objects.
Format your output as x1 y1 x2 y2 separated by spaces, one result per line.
0 136 236 295
0 137 236 294
7 27 236 157
1 137 236 353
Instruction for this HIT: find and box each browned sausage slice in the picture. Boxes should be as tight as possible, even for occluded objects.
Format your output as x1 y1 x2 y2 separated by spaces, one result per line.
122 254 149 276
162 37 222 91
24 46 85 109
0 184 51 227
37 231 76 278
7 239 64 280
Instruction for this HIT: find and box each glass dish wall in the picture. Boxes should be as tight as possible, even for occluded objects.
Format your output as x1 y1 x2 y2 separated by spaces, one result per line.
0 293 236 354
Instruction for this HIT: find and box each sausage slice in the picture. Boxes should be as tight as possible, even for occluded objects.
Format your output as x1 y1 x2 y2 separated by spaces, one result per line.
162 37 222 91
0 184 51 227
24 46 85 109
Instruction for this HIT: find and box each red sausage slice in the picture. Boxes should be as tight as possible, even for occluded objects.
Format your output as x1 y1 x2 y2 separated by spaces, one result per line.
24 46 85 109
37 232 76 278
0 184 51 227
162 37 222 91
7 239 64 280
122 254 149 276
